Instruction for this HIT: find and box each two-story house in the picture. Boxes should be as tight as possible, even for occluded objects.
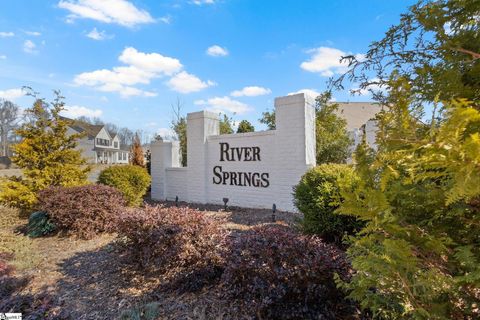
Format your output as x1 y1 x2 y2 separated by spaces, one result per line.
65 118 130 164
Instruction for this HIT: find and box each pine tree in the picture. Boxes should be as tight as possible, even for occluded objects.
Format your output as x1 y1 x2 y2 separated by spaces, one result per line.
130 134 145 167
0 90 90 212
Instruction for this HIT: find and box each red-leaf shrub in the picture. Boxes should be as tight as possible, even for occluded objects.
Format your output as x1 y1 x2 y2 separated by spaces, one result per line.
114 205 229 291
221 225 353 319
38 185 127 239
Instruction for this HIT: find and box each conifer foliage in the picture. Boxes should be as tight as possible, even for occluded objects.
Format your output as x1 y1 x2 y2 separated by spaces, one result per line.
337 77 480 319
0 90 90 212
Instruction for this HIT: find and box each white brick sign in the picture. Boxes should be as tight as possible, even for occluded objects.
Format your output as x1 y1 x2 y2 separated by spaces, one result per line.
151 93 316 211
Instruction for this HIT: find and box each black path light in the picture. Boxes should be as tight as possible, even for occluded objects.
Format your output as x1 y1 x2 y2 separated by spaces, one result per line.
175 196 179 207
223 197 229 211
272 203 276 222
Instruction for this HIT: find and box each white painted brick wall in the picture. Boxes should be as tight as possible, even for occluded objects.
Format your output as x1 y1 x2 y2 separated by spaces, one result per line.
151 93 316 212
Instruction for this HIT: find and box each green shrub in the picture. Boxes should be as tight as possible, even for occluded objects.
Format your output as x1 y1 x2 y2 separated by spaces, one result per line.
26 211 56 238
98 165 151 206
294 164 362 244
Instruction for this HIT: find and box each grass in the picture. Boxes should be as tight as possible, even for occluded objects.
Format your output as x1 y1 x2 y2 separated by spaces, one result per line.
0 206 40 270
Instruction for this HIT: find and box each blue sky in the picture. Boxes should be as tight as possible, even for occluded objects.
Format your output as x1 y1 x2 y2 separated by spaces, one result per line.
0 0 417 138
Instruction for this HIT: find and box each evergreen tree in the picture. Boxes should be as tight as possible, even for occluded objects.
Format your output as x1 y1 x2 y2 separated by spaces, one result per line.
0 90 90 212
236 120 255 133
337 75 480 319
130 134 145 167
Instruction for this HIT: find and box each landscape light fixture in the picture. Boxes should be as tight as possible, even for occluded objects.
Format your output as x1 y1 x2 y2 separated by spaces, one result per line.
223 197 229 211
272 203 276 222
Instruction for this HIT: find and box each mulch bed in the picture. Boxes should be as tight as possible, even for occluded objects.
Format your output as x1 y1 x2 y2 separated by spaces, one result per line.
1 202 306 320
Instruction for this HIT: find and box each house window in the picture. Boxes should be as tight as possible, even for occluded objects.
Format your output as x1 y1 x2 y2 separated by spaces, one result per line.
114 142 118 148
96 138 110 146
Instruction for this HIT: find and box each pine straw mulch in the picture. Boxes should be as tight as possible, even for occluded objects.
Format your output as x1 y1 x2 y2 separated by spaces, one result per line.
1 203 306 320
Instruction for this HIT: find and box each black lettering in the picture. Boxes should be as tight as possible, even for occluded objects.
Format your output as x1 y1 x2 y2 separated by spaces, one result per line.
252 173 261 187
230 172 238 185
234 147 242 161
213 166 222 184
244 172 252 186
220 142 230 161
253 147 261 161
244 148 252 161
261 173 270 188
222 171 230 185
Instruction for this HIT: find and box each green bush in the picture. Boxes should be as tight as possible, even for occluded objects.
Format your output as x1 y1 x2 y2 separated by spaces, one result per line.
98 165 151 206
294 164 362 244
26 211 56 238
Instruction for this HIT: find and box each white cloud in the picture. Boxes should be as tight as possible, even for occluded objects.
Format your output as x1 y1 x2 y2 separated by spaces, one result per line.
75 47 210 97
288 88 320 98
206 45 228 57
191 0 215 5
119 47 182 76
300 46 364 77
0 88 25 101
86 27 112 40
0 55 6 60
0 32 14 38
24 31 41 36
194 96 252 114
231 86 271 97
159 15 172 24
58 0 155 27
23 40 37 54
167 71 215 93
61 105 103 118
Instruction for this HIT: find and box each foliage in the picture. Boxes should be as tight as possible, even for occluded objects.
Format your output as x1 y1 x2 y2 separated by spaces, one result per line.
98 165 151 206
38 185 127 239
219 113 234 134
337 77 480 319
221 225 352 319
114 205 228 291
236 119 255 133
171 99 187 167
315 92 353 164
258 92 352 163
294 164 362 244
26 211 56 238
259 109 276 130
0 90 90 212
333 0 480 106
130 134 144 167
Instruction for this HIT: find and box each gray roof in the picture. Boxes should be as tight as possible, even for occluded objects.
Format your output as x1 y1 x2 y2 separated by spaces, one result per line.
334 102 382 131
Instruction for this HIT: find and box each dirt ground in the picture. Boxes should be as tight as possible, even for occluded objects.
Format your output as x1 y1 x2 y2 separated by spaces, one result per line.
1 202 303 320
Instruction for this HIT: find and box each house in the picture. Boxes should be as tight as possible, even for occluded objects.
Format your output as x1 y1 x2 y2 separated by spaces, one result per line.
335 102 382 159
65 118 130 164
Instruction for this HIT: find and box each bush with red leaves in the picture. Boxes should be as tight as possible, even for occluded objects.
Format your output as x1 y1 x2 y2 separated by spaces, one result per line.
114 205 229 291
221 225 354 319
38 184 127 239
